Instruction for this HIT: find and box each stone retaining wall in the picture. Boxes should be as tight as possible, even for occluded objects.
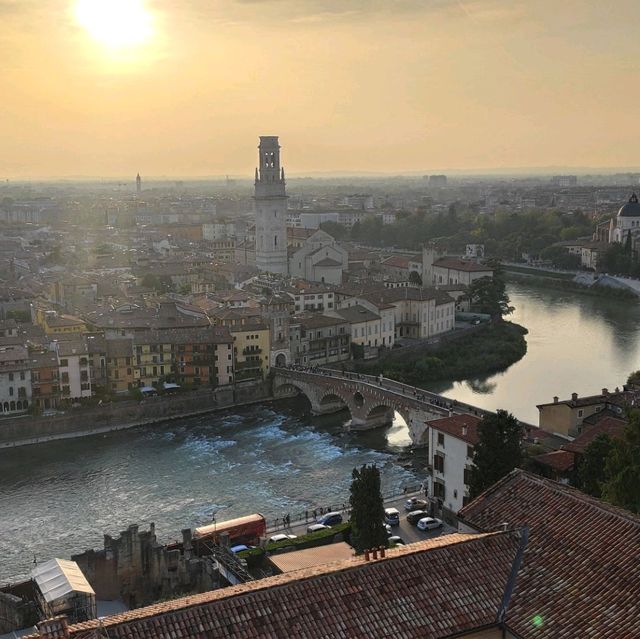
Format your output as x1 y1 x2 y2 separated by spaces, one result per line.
0 380 272 449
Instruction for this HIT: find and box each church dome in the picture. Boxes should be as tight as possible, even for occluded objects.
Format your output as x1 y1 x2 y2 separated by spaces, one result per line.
618 193 640 217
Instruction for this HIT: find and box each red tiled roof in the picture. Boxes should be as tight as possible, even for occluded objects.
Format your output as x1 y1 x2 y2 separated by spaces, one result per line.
433 258 493 273
382 255 411 269
29 533 520 639
459 469 640 639
562 416 627 454
427 414 481 445
531 450 575 472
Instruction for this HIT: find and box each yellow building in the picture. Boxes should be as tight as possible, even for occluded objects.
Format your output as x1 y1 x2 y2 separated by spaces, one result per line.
35 309 87 335
536 389 628 436
230 321 271 381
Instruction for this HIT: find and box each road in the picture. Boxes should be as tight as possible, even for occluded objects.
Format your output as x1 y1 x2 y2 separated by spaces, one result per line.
270 492 456 547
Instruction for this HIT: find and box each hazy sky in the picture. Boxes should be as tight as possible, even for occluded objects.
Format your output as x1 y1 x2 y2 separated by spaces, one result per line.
2 0 640 177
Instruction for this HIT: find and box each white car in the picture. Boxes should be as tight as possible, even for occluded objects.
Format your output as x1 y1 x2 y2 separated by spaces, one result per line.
416 517 443 531
307 524 330 534
268 533 297 543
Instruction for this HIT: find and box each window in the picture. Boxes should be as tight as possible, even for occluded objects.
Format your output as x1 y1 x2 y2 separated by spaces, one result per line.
467 445 473 459
20 372 25 380
8 373 13 381
578 409 583 418
437 432 445 447
464 467 472 486
61 372 69 383
434 453 445 474
59 359 68 367
433 480 445 500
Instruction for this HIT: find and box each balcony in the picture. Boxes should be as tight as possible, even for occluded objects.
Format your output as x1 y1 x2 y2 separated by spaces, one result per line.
242 347 262 355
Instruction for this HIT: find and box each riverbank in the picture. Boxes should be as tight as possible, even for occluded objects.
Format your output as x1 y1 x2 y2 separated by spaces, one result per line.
353 321 528 387
0 380 272 449
503 268 638 301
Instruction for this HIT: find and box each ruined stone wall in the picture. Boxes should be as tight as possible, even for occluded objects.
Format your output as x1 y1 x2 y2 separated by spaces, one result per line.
72 525 219 609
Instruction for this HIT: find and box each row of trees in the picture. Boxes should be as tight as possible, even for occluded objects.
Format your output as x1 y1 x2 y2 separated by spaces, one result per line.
321 207 595 259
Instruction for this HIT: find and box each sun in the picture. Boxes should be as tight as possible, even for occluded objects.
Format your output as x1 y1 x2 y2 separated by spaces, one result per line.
74 0 153 49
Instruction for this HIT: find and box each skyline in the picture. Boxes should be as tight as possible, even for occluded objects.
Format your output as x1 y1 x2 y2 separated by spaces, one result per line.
2 0 640 177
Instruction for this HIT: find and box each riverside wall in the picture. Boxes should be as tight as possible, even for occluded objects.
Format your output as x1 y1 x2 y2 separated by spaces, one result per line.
0 380 272 449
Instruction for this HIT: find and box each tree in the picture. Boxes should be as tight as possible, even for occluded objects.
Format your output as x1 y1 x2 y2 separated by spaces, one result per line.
575 433 614 498
469 410 523 498
602 412 640 513
465 275 514 318
627 370 640 386
349 464 387 553
409 270 422 286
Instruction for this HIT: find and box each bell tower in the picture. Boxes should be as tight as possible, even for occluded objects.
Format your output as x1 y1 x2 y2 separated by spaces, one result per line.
254 136 289 275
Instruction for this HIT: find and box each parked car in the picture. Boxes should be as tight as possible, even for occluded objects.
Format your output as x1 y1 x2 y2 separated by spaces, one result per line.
268 534 297 544
388 536 405 546
406 510 429 525
404 497 429 512
230 544 254 553
317 512 343 527
307 524 330 534
416 517 443 531
384 507 400 526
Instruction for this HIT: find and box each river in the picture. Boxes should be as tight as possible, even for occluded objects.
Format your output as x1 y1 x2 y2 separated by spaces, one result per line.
1 280 639 581
431 280 640 424
0 401 420 582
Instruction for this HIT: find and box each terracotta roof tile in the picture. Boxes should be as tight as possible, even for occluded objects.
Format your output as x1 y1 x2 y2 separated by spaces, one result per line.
28 533 519 639
427 414 482 445
459 469 640 639
562 416 627 454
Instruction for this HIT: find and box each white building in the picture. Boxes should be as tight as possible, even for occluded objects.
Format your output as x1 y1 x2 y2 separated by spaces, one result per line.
608 193 640 244
0 345 32 415
254 136 289 275
337 296 395 348
427 414 481 514
288 229 348 286
286 286 336 314
423 247 493 287
55 338 92 401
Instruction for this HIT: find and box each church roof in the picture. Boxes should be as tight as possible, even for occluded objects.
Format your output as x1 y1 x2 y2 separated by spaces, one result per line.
618 193 640 217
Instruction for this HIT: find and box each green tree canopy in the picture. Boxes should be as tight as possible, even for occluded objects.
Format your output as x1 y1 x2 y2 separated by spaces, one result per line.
602 412 640 513
465 275 514 318
575 433 614 498
469 410 523 498
349 464 387 554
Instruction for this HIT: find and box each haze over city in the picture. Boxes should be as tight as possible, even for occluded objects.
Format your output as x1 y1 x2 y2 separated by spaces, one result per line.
3 0 640 177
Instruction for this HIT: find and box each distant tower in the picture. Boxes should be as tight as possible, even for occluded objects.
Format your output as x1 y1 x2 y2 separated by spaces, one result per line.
136 173 141 193
254 136 289 275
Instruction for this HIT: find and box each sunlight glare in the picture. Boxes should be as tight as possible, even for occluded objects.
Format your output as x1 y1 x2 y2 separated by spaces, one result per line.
75 0 153 49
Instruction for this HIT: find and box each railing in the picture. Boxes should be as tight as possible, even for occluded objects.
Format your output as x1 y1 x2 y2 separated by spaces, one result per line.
265 485 424 532
200 540 253 585
273 365 495 421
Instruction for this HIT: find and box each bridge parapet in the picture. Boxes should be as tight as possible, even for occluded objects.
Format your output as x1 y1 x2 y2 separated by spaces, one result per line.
272 366 487 446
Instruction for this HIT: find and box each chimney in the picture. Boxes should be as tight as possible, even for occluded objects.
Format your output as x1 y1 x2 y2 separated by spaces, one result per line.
553 396 559 404
571 392 578 402
602 388 608 397
462 425 468 437
372 548 378 560
364 549 370 561
37 617 69 639
379 545 386 558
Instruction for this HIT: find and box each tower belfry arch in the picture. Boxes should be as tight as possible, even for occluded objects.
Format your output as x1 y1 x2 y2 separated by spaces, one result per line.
254 136 289 275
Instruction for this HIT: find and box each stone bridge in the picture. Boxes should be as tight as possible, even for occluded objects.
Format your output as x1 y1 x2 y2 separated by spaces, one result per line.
272 367 489 447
